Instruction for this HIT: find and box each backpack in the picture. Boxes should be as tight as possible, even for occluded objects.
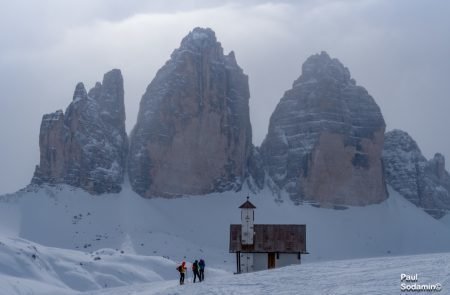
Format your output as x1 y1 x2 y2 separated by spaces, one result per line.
199 259 205 269
177 265 182 272
192 262 198 271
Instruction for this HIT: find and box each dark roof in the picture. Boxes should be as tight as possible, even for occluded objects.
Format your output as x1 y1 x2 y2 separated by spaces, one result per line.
229 224 307 253
239 200 256 209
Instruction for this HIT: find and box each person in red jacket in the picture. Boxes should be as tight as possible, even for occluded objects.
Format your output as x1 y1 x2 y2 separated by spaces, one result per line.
177 261 187 285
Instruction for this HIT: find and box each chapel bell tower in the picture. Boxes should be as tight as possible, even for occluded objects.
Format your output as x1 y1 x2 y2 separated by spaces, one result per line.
239 196 256 245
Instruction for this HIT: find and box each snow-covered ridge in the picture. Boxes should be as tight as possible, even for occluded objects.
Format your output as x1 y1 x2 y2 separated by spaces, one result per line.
2 184 450 264
0 236 174 294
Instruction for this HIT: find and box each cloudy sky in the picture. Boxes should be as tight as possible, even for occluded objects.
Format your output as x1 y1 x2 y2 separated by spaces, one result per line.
0 0 449 194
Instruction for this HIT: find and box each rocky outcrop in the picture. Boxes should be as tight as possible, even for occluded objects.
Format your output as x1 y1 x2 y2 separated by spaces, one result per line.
128 27 252 198
261 51 387 206
383 129 450 218
247 146 265 191
32 69 128 194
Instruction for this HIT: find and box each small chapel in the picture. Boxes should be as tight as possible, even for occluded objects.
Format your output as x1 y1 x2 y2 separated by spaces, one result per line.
229 197 308 273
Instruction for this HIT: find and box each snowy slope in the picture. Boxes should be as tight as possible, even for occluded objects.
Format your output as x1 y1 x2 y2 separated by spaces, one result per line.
1 183 450 272
2 183 450 269
1 235 449 295
89 252 450 295
1 183 450 294
0 235 227 295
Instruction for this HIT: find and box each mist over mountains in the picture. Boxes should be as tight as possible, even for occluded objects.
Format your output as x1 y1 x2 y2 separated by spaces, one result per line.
28 27 450 219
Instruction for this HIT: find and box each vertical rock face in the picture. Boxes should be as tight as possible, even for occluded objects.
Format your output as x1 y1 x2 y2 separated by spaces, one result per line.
248 146 265 190
383 129 450 218
128 27 252 198
261 52 387 206
32 69 128 194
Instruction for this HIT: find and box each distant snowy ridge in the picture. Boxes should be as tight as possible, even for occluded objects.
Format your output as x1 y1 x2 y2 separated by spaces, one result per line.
1 183 450 266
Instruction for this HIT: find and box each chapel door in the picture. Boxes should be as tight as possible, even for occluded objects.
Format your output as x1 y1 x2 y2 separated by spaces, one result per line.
268 252 276 269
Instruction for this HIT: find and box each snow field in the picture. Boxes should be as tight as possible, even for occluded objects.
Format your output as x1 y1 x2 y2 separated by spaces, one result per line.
89 252 450 295
1 183 450 294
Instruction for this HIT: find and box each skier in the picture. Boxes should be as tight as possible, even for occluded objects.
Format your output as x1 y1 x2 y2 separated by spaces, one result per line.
177 261 187 285
192 259 201 283
199 258 205 281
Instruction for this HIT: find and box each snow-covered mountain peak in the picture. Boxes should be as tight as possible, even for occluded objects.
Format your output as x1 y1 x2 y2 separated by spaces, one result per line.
294 51 352 87
72 82 88 101
180 27 218 49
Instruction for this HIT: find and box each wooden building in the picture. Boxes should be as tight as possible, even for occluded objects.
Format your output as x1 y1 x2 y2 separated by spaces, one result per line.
229 198 307 273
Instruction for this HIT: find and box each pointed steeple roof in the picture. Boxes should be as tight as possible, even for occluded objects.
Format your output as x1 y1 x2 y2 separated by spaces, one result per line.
239 196 256 209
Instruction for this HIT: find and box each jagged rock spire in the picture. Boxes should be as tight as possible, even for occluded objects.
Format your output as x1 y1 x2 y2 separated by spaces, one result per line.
383 129 450 218
128 27 252 198
32 69 128 194
261 51 387 206
72 82 88 101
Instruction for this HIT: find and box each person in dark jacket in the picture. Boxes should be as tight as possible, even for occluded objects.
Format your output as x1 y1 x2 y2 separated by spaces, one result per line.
192 260 200 283
199 258 205 281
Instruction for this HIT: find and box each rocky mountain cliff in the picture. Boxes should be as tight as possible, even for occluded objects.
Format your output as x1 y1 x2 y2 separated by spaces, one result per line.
128 27 252 198
31 69 128 194
261 52 387 206
28 27 450 220
383 129 450 218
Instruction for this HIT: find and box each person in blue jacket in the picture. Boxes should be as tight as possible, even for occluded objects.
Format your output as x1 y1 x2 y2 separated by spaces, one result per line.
199 258 205 281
